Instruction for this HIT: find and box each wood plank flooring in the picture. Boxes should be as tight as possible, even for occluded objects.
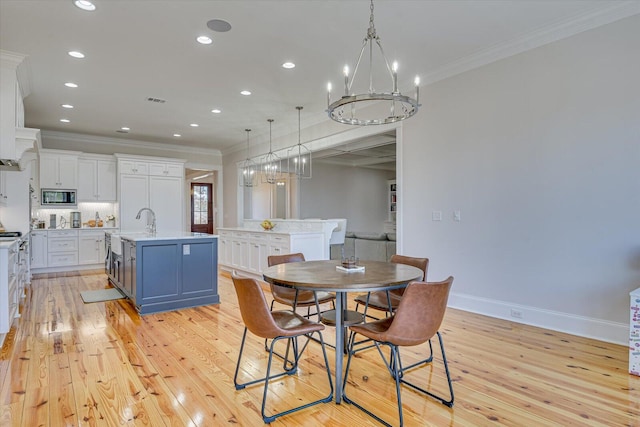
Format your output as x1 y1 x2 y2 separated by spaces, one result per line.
1 271 638 426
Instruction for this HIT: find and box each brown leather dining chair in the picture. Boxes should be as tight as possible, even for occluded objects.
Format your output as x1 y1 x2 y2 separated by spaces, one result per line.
267 252 335 320
353 254 429 318
343 277 455 427
231 272 333 424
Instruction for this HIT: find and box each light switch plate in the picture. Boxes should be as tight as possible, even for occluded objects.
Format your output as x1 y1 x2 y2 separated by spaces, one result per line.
454 210 461 222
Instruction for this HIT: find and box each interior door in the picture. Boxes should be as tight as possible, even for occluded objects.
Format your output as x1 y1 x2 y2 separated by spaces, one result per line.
191 183 213 234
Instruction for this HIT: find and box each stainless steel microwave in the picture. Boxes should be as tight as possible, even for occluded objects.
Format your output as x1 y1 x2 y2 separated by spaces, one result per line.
41 189 77 207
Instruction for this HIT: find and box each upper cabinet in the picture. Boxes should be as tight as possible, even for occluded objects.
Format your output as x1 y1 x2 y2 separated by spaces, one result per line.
1 51 40 167
119 160 149 175
116 154 186 233
78 155 116 201
39 150 79 189
148 161 183 177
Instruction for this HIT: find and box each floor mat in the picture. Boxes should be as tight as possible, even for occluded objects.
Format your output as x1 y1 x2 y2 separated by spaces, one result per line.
80 288 125 303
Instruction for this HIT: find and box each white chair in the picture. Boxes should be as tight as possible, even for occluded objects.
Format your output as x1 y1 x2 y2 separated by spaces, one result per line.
328 218 347 259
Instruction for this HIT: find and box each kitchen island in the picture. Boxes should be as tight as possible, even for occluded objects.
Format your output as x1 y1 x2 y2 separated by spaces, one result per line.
218 219 340 278
107 231 218 315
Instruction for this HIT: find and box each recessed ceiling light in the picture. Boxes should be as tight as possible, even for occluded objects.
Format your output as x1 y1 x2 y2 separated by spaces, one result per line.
240 90 251 96
196 36 212 45
121 127 130 131
60 119 70 123
173 134 182 137
190 123 199 127
211 109 221 114
64 82 78 88
74 1 96 11
206 19 232 32
61 104 74 109
282 62 295 69
68 51 85 59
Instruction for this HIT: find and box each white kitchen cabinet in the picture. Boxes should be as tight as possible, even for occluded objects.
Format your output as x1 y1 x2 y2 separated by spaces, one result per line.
117 155 185 233
30 230 48 269
119 174 150 232
148 162 183 177
79 230 106 265
39 151 79 189
149 175 183 232
47 229 78 267
268 234 291 257
119 160 149 175
218 228 325 276
78 156 116 201
218 231 231 265
0 240 19 336
247 233 268 274
231 234 248 270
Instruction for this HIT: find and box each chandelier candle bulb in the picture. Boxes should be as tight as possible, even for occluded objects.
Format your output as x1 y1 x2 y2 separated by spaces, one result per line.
392 61 398 93
327 82 332 107
415 76 420 104
343 66 350 96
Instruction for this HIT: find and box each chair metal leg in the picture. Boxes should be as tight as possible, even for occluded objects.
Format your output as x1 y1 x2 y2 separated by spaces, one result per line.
398 339 434 378
235 327 334 424
235 328 297 391
399 332 454 407
343 331 454 427
261 332 334 423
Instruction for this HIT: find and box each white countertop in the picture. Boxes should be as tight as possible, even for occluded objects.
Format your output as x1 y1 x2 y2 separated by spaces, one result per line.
110 231 218 242
217 227 322 235
0 239 19 249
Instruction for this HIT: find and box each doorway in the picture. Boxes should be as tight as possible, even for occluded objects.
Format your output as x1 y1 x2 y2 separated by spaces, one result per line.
191 183 213 234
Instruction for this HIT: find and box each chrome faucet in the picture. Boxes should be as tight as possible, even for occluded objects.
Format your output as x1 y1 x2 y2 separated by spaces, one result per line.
135 207 156 235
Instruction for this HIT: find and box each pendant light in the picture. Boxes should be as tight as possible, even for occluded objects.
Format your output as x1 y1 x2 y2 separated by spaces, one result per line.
261 119 281 184
287 106 312 179
240 129 257 187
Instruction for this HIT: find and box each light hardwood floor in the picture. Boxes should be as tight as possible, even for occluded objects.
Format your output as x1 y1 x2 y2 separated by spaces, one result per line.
1 271 638 426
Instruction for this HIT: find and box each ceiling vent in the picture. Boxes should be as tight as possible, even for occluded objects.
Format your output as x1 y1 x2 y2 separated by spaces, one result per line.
146 97 166 103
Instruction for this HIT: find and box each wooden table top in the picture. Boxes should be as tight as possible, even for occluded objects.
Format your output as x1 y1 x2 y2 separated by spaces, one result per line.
262 260 424 292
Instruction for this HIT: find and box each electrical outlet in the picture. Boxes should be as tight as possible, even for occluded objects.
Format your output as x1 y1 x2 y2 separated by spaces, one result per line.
432 211 442 221
510 309 523 319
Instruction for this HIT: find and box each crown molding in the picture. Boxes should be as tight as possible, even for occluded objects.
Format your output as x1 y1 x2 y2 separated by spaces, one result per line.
41 130 222 157
424 2 640 85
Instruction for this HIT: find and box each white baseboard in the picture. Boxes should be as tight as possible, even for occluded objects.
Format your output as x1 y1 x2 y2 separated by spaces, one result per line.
448 292 628 346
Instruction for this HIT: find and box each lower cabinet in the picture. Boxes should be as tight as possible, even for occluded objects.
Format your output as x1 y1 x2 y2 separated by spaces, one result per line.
218 228 325 276
0 241 19 336
31 229 113 270
30 230 48 269
78 230 106 265
48 230 78 267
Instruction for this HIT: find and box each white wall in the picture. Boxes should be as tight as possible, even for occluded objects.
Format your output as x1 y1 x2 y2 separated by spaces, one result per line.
300 162 394 232
401 15 640 343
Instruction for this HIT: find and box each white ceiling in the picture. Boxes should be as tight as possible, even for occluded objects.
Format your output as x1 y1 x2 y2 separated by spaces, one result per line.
1 1 637 155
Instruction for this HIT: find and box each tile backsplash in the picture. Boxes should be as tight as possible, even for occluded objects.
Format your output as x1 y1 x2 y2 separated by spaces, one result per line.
34 202 118 228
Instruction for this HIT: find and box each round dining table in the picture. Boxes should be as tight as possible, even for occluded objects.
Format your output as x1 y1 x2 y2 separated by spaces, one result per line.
262 259 424 403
